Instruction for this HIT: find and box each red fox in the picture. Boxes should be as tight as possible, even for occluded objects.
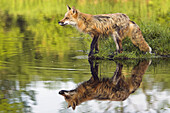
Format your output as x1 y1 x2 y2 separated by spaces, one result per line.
58 5 152 57
59 59 151 110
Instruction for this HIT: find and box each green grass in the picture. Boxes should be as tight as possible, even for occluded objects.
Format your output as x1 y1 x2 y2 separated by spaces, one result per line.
94 21 170 59
140 21 170 56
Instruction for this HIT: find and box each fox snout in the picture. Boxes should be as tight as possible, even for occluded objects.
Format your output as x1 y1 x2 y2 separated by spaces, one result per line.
58 21 66 26
59 90 68 95
59 89 76 96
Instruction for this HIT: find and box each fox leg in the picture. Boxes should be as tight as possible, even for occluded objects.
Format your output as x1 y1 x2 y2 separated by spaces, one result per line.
129 24 152 53
117 39 123 53
112 32 123 53
89 35 99 57
95 41 99 53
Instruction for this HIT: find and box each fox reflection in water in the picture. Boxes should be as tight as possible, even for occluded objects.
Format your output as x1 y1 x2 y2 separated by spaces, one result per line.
59 60 151 110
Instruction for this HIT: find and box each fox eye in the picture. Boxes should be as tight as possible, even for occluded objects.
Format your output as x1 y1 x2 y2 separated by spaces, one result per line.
65 17 69 19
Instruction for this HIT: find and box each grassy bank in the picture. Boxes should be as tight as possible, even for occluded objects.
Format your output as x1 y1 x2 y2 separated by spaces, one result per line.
95 21 170 59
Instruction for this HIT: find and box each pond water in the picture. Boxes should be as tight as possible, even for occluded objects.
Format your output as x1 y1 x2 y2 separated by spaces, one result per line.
0 40 170 113
0 0 170 113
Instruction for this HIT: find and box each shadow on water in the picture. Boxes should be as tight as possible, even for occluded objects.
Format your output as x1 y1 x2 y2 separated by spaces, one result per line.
59 59 151 110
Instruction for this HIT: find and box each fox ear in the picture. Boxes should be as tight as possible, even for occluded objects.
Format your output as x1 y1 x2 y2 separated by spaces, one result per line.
72 7 77 14
67 5 71 11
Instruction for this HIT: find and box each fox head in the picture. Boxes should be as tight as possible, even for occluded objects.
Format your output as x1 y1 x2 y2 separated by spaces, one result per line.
58 5 78 26
59 85 91 110
59 89 78 110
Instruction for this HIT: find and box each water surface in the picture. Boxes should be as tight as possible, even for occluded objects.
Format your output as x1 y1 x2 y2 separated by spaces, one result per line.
0 48 170 113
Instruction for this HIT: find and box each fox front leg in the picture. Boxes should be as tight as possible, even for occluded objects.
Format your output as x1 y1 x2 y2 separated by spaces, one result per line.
95 41 99 54
88 35 99 57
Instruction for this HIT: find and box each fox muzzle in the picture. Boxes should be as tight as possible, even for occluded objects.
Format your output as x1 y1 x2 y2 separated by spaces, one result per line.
59 90 68 95
58 21 67 26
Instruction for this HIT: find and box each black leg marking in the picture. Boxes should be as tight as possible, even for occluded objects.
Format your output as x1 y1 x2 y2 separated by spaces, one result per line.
88 59 99 80
116 38 123 53
95 41 99 54
89 36 99 57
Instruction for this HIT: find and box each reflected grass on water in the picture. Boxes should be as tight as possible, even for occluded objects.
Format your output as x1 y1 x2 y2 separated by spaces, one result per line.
0 55 170 112
0 0 170 60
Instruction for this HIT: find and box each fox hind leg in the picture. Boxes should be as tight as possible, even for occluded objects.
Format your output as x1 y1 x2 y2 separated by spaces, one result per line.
116 39 123 53
112 32 123 53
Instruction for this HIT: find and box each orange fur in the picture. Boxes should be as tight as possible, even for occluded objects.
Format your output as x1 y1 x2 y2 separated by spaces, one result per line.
59 5 152 57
